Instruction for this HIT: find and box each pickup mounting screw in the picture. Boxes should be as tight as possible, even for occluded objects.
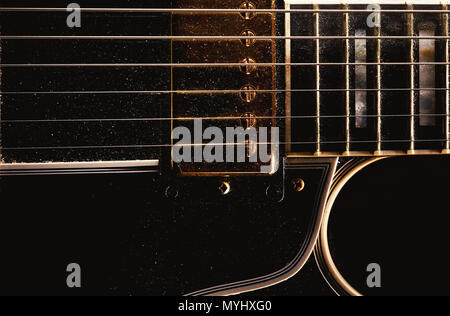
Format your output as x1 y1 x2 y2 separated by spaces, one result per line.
240 113 257 129
240 57 257 75
240 2 256 20
266 185 284 203
240 30 256 47
219 181 232 196
240 85 257 103
165 185 179 199
293 178 306 192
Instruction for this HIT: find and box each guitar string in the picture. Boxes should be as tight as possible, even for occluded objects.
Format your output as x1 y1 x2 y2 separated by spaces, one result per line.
0 88 449 94
1 114 450 124
1 62 450 67
0 87 449 122
1 8 449 150
0 139 448 152
2 35 450 40
1 8 450 14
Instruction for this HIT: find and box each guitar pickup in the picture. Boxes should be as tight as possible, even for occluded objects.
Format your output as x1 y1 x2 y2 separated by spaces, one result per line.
171 0 279 176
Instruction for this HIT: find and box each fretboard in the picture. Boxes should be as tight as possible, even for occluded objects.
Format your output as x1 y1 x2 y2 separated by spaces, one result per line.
287 0 450 157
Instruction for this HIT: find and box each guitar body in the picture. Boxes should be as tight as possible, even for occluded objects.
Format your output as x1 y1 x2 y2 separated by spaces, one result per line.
1 1 450 296
316 155 450 296
0 158 337 295
2 156 449 296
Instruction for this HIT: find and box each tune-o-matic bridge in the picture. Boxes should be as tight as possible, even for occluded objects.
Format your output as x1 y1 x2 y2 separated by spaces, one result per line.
171 0 278 175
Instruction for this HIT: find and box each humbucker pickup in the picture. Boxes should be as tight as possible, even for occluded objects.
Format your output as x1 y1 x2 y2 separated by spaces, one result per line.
171 0 279 175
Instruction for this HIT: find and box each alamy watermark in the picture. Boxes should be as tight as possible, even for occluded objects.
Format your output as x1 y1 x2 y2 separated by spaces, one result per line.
66 263 81 288
366 263 382 288
172 119 280 174
66 3 81 28
367 4 381 28
65 3 380 29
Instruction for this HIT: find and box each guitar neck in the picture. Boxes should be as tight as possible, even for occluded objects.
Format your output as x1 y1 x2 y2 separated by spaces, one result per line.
287 0 450 157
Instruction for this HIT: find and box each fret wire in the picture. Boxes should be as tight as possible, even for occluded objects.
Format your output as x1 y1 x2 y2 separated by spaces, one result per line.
445 5 450 152
1 138 448 152
314 4 321 154
376 23 383 154
408 6 416 153
285 0 292 153
0 30 2 153
2 8 450 14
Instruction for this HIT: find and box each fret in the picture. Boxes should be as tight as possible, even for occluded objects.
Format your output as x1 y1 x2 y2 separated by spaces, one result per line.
408 5 416 153
415 5 442 150
314 4 321 154
285 0 292 153
353 22 373 153
378 6 411 152
344 4 351 154
0 33 2 160
444 4 450 153
375 23 383 154
288 4 317 153
348 5 374 153
316 5 347 153
355 30 368 131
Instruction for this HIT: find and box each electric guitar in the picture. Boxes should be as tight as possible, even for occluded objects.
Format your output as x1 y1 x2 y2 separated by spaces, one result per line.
1 0 450 296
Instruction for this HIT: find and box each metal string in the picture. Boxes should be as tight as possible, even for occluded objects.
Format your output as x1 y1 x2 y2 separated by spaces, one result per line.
1 8 450 14
1 139 447 152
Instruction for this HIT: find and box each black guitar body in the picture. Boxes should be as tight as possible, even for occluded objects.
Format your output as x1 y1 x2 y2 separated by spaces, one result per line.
0 159 336 295
2 156 449 296
316 156 450 296
2 1 450 297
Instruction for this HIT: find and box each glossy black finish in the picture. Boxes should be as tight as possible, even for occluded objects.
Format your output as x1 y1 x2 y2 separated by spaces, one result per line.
328 156 450 296
2 0 450 297
0 161 333 295
0 1 171 163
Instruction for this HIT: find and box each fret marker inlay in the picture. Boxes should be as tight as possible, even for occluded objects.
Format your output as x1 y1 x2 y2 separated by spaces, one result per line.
344 4 351 153
419 28 437 127
355 29 368 129
445 5 450 152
